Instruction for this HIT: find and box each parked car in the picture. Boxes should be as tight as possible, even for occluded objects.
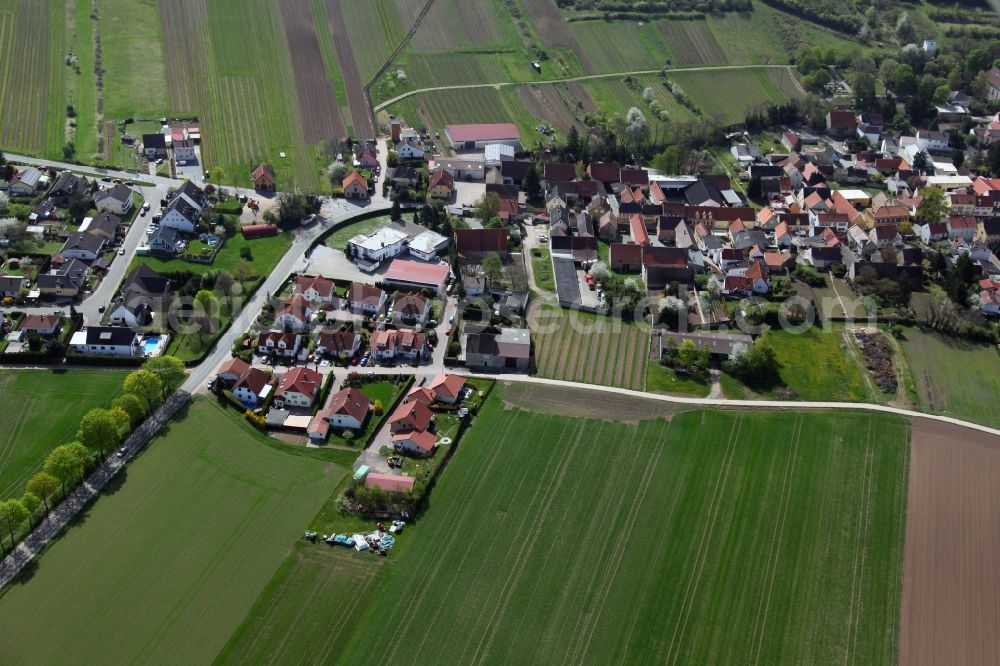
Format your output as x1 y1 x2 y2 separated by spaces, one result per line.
118 248 126 256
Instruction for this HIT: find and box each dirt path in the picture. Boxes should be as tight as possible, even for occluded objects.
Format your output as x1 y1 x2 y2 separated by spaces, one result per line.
899 418 1000 666
373 64 802 111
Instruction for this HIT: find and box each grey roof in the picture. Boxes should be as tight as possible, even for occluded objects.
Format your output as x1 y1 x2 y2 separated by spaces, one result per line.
149 226 182 247
60 232 105 254
143 133 166 149
86 211 121 237
49 173 89 199
94 183 133 204
164 196 199 223
465 332 498 356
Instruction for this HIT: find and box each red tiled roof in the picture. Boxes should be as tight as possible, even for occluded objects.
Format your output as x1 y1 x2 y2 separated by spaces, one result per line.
630 214 650 246
544 162 576 181
348 282 384 306
344 171 367 189
429 169 454 188
428 373 465 400
296 275 336 299
455 228 508 255
277 366 322 400
217 357 250 377
251 164 275 187
233 367 269 394
327 387 369 423
588 162 620 182
609 243 642 265
382 259 449 287
388 399 433 431
392 429 437 453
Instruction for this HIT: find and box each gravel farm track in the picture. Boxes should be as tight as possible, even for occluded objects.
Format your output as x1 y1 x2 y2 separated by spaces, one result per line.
278 0 345 142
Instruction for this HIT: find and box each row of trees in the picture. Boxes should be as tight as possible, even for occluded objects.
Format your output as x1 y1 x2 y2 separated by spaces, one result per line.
0 357 186 553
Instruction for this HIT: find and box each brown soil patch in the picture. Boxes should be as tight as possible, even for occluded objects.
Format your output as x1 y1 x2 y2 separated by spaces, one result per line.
323 0 374 137
520 0 593 73
900 418 1000 665
278 0 346 142
516 84 581 135
499 381 691 423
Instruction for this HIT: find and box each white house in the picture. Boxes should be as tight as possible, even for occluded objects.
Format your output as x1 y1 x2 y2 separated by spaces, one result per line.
8 168 41 196
147 226 183 254
69 326 139 356
232 367 271 407
294 275 338 307
393 292 431 325
274 295 312 331
159 198 199 233
315 329 361 359
94 183 134 216
347 227 408 264
392 429 437 457
323 387 370 430
257 330 301 358
174 139 196 164
59 232 106 261
273 366 323 409
347 282 386 315
396 138 425 159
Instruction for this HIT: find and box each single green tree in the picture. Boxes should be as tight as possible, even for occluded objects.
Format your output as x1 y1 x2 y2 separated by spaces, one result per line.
143 355 186 395
113 394 146 425
0 499 28 551
916 186 948 224
21 492 41 528
482 252 503 289
523 164 541 201
78 408 120 458
123 369 164 410
473 192 501 223
26 471 59 513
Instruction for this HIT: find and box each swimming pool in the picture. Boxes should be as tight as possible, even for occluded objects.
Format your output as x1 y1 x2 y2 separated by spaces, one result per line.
142 337 161 355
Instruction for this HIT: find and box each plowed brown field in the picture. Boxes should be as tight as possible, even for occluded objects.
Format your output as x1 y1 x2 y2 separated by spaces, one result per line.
278 0 345 142
900 419 1000 665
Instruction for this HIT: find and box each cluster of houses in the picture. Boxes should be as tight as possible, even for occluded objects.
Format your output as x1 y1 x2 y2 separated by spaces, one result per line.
141 180 208 256
141 124 200 166
521 117 1000 318
0 168 139 301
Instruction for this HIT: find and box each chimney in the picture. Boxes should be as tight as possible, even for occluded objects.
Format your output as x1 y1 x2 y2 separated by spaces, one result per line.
390 118 402 143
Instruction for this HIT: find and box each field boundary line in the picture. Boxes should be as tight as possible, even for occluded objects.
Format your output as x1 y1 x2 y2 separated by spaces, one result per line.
364 0 435 89
663 414 743 665
373 64 800 111
750 415 802 665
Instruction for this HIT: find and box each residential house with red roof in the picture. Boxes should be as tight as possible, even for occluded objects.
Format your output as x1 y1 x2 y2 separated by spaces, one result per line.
250 165 275 192
347 282 386 315
257 331 302 358
216 357 251 385
428 169 455 199
826 110 858 139
314 386 370 435
20 314 61 336
295 275 338 306
343 171 368 199
315 328 361 360
274 295 313 331
426 373 466 404
388 399 434 434
274 366 323 409
232 367 271 407
393 429 437 457
455 228 508 259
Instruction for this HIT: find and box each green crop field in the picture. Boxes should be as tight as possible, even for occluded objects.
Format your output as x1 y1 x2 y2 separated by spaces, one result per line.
0 399 344 664
318 399 909 664
532 305 649 391
215 545 385 665
899 327 1000 429
669 68 797 123
101 0 168 122
569 20 675 73
0 369 125 499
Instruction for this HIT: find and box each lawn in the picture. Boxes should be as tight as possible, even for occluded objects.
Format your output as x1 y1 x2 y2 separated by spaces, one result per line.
131 230 292 277
0 399 344 664
758 325 872 402
898 326 1000 429
531 248 554 291
326 397 910 664
531 305 649 391
322 214 392 251
646 360 709 397
101 0 169 121
0 369 126 499
326 379 405 447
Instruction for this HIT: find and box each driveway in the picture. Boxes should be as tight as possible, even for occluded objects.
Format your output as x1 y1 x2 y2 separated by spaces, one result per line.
453 180 485 209
174 147 204 185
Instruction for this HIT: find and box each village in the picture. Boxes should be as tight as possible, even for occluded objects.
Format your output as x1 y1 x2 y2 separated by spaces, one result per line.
1 50 1000 557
